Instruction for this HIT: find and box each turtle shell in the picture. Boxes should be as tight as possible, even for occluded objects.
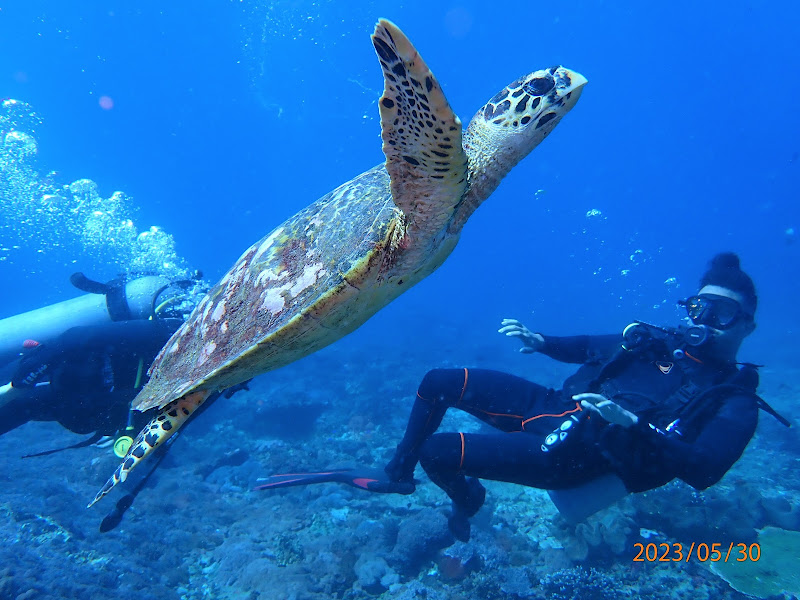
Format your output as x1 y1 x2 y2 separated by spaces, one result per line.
134 166 404 411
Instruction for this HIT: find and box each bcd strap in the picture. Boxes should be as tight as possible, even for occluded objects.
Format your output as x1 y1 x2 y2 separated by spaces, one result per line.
105 280 133 321
724 365 789 427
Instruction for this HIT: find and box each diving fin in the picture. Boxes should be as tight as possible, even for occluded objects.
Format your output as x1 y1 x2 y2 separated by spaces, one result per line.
255 467 416 495
99 493 135 533
22 432 104 458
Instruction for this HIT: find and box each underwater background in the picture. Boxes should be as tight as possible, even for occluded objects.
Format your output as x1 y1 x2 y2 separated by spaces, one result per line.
0 1 798 599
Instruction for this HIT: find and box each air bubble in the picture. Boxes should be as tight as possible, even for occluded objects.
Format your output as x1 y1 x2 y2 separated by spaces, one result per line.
1 99 191 282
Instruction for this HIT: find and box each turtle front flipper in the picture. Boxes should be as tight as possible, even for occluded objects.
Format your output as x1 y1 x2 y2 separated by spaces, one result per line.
87 389 212 508
371 20 468 241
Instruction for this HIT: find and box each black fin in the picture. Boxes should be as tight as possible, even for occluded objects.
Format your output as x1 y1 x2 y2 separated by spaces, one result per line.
22 432 104 458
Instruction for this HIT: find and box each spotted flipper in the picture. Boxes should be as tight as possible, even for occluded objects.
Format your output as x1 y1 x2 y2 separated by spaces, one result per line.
371 19 468 235
88 390 211 507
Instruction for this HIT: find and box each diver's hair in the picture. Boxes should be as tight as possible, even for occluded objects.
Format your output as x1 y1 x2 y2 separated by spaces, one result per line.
700 252 757 316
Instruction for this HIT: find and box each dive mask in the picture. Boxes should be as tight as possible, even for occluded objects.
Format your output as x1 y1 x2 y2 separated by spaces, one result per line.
678 294 748 330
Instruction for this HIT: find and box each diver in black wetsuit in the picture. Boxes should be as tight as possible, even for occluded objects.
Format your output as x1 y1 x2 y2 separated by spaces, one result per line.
0 272 205 450
0 273 255 530
380 252 786 541
256 252 788 541
0 317 182 441
0 275 199 531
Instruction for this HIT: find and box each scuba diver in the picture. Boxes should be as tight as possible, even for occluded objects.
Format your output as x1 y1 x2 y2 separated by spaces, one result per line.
0 317 180 441
0 272 200 447
0 272 207 530
257 252 790 542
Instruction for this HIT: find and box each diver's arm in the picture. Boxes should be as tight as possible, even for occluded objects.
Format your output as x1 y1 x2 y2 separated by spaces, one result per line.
498 319 544 353
0 382 17 409
0 381 49 434
10 344 58 388
632 393 758 490
499 318 621 362
539 334 622 364
10 319 182 389
0 382 37 403
57 318 182 355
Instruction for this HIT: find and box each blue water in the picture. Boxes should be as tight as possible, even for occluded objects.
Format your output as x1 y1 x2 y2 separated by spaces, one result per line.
1 2 798 598
3 1 798 367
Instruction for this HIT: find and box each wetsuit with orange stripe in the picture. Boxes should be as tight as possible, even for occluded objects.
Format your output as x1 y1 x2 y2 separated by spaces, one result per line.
384 333 760 522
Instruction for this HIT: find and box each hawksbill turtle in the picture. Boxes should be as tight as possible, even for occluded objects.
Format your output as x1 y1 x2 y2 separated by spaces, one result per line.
89 19 586 506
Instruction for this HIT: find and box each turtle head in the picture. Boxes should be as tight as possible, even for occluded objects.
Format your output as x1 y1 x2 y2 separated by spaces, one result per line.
452 66 586 231
465 66 587 168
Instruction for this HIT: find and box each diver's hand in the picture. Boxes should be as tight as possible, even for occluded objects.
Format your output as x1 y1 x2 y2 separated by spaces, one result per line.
0 382 19 410
573 393 639 428
498 319 544 354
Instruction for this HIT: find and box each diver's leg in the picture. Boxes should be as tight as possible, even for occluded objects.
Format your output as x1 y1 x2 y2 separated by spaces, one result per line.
418 431 609 540
385 368 554 483
384 381 448 483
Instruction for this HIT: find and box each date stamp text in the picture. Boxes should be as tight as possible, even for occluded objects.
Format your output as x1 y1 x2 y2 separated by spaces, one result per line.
633 542 761 562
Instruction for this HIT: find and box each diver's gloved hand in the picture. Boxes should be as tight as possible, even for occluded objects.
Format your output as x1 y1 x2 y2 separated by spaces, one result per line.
0 382 18 408
498 318 544 354
573 393 639 428
0 380 44 408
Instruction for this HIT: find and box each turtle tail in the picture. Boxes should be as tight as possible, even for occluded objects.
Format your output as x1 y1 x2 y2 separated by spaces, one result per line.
87 389 212 508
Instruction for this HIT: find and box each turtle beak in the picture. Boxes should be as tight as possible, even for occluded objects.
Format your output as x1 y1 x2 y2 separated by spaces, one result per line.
557 68 588 111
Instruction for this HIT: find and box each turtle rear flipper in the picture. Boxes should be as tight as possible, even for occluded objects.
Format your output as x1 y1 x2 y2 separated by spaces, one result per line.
88 390 211 508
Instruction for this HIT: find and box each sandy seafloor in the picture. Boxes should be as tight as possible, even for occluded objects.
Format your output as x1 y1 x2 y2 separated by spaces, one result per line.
0 338 797 600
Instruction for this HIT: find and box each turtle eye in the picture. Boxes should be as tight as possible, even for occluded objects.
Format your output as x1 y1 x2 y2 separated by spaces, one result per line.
524 76 555 97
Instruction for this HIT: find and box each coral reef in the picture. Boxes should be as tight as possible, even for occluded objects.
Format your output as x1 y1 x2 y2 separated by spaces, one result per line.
711 526 800 599
0 343 795 600
389 508 454 574
538 566 633 600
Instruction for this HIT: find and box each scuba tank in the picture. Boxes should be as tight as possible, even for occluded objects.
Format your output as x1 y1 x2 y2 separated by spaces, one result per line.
0 273 170 364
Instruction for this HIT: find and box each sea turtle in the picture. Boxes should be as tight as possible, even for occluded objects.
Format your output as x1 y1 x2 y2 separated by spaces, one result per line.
89 19 586 506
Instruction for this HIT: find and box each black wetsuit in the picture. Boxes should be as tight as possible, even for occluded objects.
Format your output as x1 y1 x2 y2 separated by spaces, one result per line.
386 333 760 515
0 318 181 437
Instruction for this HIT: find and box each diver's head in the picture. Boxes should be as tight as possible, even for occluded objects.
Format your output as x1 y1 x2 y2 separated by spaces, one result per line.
678 253 757 360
